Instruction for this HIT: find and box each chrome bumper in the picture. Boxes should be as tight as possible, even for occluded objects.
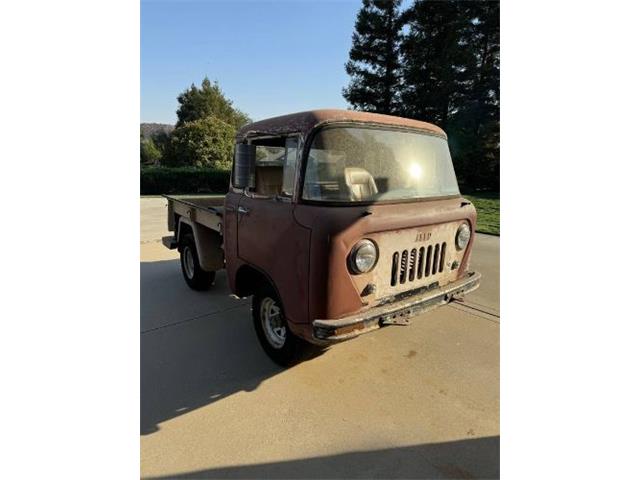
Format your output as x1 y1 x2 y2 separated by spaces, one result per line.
312 271 481 344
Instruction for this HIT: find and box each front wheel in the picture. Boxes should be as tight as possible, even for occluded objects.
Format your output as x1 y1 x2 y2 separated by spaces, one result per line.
252 285 307 367
180 233 216 291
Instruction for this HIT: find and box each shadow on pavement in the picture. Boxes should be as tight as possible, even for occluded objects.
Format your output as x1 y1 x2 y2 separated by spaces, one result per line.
145 436 499 479
141 260 317 435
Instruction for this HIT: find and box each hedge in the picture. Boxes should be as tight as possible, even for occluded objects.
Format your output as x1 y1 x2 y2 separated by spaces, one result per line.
141 167 231 195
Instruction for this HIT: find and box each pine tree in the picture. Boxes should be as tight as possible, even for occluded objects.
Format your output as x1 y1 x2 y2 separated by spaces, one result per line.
467 1 499 137
448 1 500 190
342 0 500 190
400 0 499 191
400 0 475 128
343 0 404 114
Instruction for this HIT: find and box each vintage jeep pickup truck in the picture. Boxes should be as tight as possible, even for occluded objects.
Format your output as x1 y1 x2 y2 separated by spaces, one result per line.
162 109 480 365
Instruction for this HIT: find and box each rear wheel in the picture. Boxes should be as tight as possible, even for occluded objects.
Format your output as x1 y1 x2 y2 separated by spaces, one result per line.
180 233 215 291
252 284 306 366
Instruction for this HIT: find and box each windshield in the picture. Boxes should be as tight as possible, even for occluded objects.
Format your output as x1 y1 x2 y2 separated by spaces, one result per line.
302 126 460 203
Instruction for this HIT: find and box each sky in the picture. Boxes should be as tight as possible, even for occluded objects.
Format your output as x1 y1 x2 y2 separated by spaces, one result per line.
141 0 363 124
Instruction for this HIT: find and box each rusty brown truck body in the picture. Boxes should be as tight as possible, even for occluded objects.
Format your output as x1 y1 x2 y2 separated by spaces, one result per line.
163 109 481 365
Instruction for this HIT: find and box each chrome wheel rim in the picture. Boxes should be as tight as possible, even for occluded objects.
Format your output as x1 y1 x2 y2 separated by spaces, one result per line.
183 246 195 279
260 297 286 349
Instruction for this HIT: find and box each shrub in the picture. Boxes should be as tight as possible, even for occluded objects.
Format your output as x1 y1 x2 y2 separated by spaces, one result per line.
141 167 231 195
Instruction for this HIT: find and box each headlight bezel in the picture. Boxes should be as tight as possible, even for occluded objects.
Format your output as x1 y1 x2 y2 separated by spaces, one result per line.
348 239 379 274
455 223 471 251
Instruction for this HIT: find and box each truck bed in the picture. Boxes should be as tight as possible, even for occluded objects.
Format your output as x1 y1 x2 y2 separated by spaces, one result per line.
164 194 225 234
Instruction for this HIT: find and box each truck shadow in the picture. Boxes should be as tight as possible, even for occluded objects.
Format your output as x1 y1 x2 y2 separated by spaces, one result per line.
144 436 500 479
140 259 321 435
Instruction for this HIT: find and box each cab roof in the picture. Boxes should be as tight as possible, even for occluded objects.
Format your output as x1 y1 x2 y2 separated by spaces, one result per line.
236 109 446 141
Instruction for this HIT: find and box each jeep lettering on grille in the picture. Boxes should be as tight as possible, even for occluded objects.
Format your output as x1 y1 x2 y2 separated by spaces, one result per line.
415 231 431 242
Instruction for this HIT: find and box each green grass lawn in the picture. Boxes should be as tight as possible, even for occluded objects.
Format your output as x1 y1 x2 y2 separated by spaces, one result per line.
462 191 500 236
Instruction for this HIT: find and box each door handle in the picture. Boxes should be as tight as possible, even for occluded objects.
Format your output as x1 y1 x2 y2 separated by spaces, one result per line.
225 205 236 212
238 206 250 215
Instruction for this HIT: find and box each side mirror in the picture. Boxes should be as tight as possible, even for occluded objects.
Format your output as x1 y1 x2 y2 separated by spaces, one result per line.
233 144 256 189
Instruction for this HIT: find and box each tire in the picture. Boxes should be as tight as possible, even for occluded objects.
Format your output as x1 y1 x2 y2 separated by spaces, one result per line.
180 233 216 291
252 284 307 367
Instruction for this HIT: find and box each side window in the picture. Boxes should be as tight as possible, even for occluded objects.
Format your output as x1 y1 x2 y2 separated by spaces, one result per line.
254 144 285 197
236 135 298 198
282 137 299 197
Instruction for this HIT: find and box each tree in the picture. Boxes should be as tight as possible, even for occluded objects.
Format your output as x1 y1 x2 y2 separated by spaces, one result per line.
140 129 162 165
150 130 171 161
341 0 500 189
400 0 476 128
165 116 235 169
456 1 500 190
398 0 499 191
176 77 250 130
343 0 404 114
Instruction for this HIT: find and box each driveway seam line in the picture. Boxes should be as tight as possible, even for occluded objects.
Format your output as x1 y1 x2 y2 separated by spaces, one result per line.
458 298 500 314
141 303 249 335
447 303 501 324
452 300 500 318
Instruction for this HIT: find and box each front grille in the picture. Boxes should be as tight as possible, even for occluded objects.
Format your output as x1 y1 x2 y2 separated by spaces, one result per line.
390 242 447 287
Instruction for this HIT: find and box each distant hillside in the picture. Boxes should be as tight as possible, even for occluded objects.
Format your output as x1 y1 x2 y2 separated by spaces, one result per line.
140 123 174 139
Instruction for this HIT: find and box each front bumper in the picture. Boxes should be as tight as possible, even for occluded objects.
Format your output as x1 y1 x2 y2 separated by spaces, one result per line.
312 271 481 344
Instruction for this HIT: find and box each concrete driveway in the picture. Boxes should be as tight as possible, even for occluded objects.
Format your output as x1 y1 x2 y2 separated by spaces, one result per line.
140 197 500 479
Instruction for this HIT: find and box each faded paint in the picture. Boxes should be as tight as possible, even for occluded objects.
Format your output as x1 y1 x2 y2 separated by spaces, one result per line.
166 110 479 345
236 109 446 142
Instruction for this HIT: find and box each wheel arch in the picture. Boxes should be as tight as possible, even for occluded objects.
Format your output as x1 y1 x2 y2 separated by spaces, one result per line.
235 263 280 301
175 217 193 249
176 217 224 272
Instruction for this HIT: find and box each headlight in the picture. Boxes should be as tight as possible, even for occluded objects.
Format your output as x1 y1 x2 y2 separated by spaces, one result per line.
349 239 378 273
456 223 471 251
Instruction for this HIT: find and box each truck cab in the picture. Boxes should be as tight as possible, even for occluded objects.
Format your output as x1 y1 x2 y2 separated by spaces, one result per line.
224 110 480 364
